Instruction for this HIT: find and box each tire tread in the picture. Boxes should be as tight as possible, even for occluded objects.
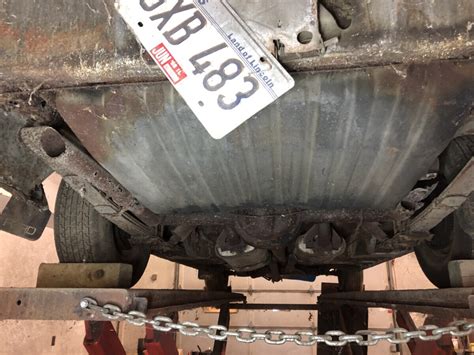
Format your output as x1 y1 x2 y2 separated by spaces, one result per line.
54 181 95 262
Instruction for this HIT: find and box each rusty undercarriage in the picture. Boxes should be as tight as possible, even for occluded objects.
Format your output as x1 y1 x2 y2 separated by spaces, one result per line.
0 0 473 287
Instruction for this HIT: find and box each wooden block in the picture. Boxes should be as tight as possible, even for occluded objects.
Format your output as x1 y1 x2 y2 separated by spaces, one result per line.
448 260 474 287
36 263 133 288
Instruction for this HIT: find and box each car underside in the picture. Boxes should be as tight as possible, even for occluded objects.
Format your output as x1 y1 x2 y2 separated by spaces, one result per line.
1 0 473 288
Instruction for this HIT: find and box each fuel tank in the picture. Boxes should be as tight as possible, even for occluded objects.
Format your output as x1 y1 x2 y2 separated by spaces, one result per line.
54 61 473 214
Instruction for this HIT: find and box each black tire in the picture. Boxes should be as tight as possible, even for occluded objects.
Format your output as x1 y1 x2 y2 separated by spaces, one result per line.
54 180 150 285
415 136 474 288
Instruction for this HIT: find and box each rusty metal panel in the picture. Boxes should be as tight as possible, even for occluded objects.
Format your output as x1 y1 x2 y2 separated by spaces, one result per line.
0 0 148 92
0 0 473 92
0 288 137 321
0 288 245 320
54 61 474 215
36 263 133 289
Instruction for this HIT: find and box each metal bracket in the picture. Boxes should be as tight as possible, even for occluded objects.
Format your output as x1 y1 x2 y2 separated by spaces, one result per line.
410 158 474 232
319 288 474 318
0 288 245 321
0 193 50 241
227 0 324 56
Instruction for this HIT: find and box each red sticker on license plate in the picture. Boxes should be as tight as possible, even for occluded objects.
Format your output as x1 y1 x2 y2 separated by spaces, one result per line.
150 43 187 84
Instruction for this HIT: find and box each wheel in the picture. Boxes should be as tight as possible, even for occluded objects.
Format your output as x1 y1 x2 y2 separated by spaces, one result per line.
54 180 150 286
415 136 474 288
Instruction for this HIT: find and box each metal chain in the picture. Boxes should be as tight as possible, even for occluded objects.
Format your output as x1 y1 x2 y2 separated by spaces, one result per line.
79 297 474 347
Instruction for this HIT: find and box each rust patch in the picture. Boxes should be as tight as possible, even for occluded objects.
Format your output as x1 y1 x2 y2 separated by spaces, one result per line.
55 91 111 162
23 26 111 59
0 23 111 66
0 23 20 56
55 85 167 165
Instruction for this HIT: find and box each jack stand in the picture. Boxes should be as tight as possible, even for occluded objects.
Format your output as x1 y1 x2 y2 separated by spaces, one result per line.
140 324 179 355
84 321 126 355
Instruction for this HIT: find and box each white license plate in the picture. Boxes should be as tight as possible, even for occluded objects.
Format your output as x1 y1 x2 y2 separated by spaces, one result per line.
115 0 295 139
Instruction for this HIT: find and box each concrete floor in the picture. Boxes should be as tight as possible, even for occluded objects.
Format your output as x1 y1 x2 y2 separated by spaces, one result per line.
0 174 435 354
